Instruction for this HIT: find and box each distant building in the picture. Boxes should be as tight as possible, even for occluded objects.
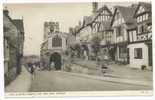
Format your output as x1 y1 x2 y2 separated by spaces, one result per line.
3 8 25 86
40 21 68 70
22 55 40 65
127 2 152 69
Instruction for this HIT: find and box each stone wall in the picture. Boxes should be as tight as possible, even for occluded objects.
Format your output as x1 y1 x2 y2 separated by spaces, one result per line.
63 62 103 76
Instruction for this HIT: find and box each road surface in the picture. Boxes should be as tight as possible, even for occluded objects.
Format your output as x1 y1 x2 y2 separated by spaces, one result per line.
30 70 151 92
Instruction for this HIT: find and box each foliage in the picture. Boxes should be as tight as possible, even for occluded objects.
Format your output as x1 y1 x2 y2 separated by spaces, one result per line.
91 36 101 56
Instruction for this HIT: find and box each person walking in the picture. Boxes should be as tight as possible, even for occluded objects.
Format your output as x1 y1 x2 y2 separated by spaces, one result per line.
30 63 35 79
50 62 55 70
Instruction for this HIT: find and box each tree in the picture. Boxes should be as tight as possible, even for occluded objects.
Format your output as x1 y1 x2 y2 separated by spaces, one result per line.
74 43 82 58
91 36 101 57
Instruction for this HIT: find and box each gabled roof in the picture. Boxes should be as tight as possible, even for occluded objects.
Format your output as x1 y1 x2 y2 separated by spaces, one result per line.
12 19 24 33
139 2 151 10
134 2 151 17
75 5 113 35
83 16 94 26
111 5 137 26
126 22 137 30
83 5 112 27
97 5 113 16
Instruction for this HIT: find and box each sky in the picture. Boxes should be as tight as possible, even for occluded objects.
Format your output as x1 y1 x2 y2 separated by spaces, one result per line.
4 2 134 56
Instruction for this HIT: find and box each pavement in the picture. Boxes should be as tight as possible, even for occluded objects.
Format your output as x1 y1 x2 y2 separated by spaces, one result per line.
30 70 152 92
62 71 152 87
5 66 32 92
71 59 153 87
105 64 153 82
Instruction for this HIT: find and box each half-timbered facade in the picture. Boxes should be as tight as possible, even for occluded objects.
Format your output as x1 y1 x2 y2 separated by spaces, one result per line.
127 2 152 69
94 5 114 59
91 5 112 38
111 6 137 63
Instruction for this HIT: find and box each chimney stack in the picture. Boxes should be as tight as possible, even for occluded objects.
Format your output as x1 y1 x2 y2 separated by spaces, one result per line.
92 2 98 13
3 6 9 16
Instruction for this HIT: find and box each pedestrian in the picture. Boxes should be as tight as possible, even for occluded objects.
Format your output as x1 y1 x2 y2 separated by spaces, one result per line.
28 63 32 72
84 50 87 60
50 62 55 70
96 56 101 67
30 63 35 79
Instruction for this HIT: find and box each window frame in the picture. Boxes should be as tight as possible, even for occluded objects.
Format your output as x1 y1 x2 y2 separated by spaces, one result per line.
134 48 143 59
52 35 62 47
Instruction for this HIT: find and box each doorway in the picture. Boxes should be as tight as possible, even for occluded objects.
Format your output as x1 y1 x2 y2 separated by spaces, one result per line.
50 52 62 70
148 44 152 66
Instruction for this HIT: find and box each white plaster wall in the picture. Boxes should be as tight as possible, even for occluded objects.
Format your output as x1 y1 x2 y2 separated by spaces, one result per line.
128 43 148 69
123 27 128 41
113 29 117 43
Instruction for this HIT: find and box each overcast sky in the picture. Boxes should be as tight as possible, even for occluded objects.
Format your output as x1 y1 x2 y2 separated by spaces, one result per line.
4 2 134 56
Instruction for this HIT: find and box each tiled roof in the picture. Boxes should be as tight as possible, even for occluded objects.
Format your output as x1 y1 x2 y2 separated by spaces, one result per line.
83 5 112 27
134 2 151 17
97 5 113 16
126 23 137 30
83 16 94 26
12 19 24 33
115 6 137 24
139 2 151 11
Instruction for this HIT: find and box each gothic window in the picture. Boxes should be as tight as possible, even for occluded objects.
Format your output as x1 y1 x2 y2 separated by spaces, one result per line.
52 35 62 47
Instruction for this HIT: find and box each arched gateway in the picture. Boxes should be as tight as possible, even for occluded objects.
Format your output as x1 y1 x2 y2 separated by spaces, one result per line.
50 52 62 70
40 21 67 70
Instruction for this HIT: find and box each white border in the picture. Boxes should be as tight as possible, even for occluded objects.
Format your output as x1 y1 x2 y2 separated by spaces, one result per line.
5 91 153 97
2 0 152 3
0 0 154 100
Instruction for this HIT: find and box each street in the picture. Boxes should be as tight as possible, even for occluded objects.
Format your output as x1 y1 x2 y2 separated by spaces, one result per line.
30 70 152 92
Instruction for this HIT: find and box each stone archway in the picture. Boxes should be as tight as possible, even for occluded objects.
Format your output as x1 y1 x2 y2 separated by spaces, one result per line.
50 52 62 70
